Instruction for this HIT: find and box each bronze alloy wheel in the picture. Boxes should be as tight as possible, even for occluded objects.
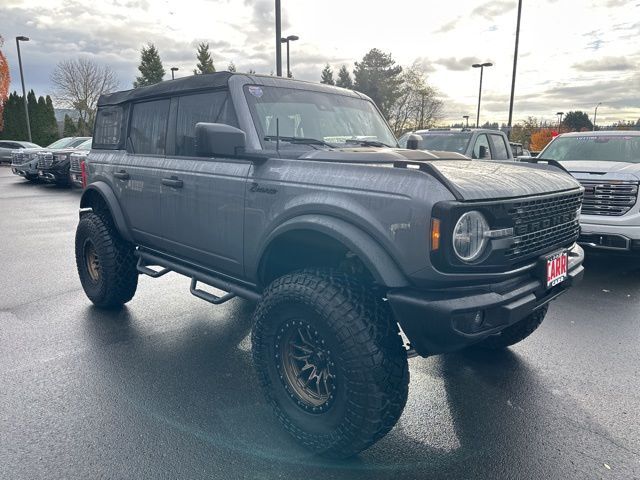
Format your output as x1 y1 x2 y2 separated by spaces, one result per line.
84 240 101 283
276 319 336 414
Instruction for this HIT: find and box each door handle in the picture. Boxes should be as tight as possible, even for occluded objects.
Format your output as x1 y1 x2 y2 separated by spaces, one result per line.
114 170 130 180
162 176 183 188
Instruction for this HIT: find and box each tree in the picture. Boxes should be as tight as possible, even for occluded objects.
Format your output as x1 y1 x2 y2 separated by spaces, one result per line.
63 114 77 136
320 64 335 85
51 58 119 133
134 44 165 87
43 96 59 144
76 116 91 136
386 62 443 136
0 92 27 140
335 65 353 89
530 128 555 152
0 36 10 133
562 111 593 132
247 68 256 74
510 116 541 148
353 49 403 118
227 62 236 73
194 42 215 74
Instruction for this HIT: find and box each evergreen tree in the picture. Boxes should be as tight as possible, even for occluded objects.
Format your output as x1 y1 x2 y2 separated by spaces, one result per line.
63 114 77 137
336 65 353 89
227 62 236 73
353 49 403 118
76 116 91 136
320 64 335 85
44 96 59 143
2 92 27 140
562 111 593 132
27 90 37 135
194 42 216 74
31 95 47 146
247 68 256 74
134 44 165 88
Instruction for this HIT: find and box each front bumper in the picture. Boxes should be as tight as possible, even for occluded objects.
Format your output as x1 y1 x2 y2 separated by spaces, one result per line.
38 163 70 183
69 168 83 187
11 160 38 177
387 244 584 357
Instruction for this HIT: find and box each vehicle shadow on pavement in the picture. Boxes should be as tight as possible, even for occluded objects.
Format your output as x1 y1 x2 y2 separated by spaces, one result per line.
80 300 637 480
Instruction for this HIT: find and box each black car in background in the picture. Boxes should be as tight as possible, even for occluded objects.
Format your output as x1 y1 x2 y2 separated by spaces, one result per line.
36 137 91 186
397 128 514 160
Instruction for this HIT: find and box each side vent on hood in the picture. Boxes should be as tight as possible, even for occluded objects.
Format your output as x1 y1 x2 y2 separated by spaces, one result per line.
393 161 464 200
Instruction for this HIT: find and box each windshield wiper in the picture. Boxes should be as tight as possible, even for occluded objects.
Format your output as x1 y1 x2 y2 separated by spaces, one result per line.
264 136 336 148
345 139 393 148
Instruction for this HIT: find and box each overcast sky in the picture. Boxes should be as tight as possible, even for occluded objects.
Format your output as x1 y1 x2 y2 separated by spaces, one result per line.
2 0 639 125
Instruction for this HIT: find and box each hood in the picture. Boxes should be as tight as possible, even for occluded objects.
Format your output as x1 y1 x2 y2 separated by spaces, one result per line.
299 148 580 201
14 147 44 154
559 160 640 180
424 160 581 200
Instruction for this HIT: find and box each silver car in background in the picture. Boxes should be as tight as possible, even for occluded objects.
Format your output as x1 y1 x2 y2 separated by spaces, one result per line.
540 131 640 253
0 140 40 163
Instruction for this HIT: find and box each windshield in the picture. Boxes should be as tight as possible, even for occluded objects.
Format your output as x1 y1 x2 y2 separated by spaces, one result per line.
417 133 471 153
76 139 93 150
244 85 397 149
46 137 77 149
542 135 640 163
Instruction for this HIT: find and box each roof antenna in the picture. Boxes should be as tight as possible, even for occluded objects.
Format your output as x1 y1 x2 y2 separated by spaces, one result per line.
276 117 280 152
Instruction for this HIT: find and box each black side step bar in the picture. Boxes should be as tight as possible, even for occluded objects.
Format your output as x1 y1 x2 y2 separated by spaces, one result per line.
135 250 262 304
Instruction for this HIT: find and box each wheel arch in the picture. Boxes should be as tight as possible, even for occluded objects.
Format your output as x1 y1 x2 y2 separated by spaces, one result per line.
80 182 133 243
256 214 409 288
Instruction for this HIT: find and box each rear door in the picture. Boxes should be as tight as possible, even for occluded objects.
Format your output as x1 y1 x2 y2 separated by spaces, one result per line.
160 90 250 277
113 99 169 250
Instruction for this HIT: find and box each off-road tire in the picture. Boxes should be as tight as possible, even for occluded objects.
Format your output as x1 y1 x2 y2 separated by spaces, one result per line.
476 305 548 349
75 212 138 308
252 270 409 458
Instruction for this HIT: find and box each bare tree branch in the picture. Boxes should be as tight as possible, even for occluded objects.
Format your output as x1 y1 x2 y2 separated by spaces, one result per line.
51 58 119 133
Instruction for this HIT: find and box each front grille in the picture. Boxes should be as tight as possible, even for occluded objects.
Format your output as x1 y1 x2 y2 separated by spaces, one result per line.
70 155 81 172
505 190 583 261
37 152 53 169
579 180 638 216
11 152 25 165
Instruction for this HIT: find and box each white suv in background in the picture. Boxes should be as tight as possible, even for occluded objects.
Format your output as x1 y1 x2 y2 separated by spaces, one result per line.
540 131 640 254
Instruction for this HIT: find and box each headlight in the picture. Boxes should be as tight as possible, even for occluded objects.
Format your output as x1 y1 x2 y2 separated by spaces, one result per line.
452 211 489 262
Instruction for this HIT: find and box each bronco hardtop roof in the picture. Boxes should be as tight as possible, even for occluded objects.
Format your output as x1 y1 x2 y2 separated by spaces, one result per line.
97 71 362 107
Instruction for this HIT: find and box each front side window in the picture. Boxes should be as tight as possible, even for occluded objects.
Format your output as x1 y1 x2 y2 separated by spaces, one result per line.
244 85 397 149
176 90 238 156
47 137 77 149
491 134 509 160
473 134 492 159
542 135 640 163
129 99 170 155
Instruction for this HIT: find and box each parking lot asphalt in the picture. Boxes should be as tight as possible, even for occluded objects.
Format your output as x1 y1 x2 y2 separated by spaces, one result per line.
0 165 639 480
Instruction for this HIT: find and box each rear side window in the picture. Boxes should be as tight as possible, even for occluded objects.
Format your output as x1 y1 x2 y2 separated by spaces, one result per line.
94 106 124 149
129 99 170 155
175 90 238 156
491 134 509 160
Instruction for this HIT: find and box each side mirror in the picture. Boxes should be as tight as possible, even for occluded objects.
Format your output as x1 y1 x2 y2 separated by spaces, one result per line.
195 122 246 157
406 134 422 150
478 145 488 159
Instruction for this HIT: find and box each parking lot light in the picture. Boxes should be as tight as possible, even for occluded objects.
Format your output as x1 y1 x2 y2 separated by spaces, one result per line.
171 67 179 80
472 62 492 128
557 111 564 131
281 35 299 78
593 103 602 131
16 36 32 143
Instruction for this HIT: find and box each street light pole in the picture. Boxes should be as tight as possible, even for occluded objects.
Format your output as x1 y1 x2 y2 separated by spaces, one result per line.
16 36 32 143
556 111 564 131
593 103 601 131
507 0 523 138
472 62 493 128
280 35 299 78
170 67 178 80
275 0 282 76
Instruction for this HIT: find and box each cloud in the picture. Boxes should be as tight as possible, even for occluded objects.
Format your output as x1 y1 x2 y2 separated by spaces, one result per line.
435 18 460 34
435 56 484 71
470 0 516 20
573 56 635 72
413 57 436 73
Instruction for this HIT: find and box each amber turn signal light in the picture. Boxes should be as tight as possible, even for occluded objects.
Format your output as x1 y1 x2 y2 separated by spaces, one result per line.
431 218 441 251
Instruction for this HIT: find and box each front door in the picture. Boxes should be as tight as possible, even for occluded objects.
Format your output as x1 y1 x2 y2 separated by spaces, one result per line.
159 90 250 278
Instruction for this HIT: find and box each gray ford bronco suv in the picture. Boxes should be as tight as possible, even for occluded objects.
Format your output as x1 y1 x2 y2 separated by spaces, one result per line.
76 72 585 458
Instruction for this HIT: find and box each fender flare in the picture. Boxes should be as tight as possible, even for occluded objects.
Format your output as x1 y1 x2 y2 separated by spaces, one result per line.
257 214 409 288
80 182 134 243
